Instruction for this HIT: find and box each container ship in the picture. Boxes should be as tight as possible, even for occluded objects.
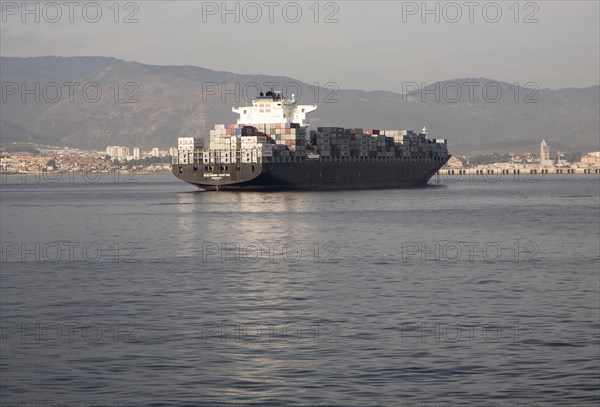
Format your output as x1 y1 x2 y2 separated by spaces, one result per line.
172 90 450 190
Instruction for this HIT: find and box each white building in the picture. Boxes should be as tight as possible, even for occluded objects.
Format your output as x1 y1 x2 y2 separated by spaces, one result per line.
151 147 160 157
106 146 131 160
133 147 141 159
540 140 553 168
581 151 600 166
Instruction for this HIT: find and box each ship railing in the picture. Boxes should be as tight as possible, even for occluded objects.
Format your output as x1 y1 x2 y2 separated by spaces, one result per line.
174 151 447 165
195 155 449 164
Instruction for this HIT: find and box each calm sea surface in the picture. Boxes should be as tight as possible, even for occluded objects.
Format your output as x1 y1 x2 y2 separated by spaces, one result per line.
1 173 599 406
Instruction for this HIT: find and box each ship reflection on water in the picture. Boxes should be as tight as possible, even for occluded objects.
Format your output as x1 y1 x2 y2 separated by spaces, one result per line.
174 191 325 260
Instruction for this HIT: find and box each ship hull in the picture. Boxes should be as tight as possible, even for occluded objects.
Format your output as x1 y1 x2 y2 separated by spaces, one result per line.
172 157 449 191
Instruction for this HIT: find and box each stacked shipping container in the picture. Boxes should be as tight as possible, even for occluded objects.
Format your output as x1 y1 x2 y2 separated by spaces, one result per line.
314 127 448 159
181 124 448 165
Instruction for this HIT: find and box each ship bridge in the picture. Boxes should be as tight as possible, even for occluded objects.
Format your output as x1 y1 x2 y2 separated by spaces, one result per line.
232 91 317 127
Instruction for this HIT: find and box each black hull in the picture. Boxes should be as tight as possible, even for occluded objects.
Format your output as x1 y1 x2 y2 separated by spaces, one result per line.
172 157 449 191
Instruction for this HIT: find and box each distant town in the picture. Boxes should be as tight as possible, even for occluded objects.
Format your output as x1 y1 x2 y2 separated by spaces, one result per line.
443 140 600 175
0 144 175 175
1 140 599 177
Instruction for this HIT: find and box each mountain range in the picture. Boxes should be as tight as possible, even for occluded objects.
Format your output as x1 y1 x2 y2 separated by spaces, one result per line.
1 56 598 155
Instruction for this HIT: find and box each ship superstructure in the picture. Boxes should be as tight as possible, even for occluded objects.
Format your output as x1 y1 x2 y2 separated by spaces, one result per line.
232 91 316 126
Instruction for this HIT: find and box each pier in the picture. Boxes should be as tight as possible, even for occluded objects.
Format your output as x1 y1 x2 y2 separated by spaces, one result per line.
437 167 600 176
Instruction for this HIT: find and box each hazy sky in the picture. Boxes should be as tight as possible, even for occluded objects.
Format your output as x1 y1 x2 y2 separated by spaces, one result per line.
1 1 599 92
